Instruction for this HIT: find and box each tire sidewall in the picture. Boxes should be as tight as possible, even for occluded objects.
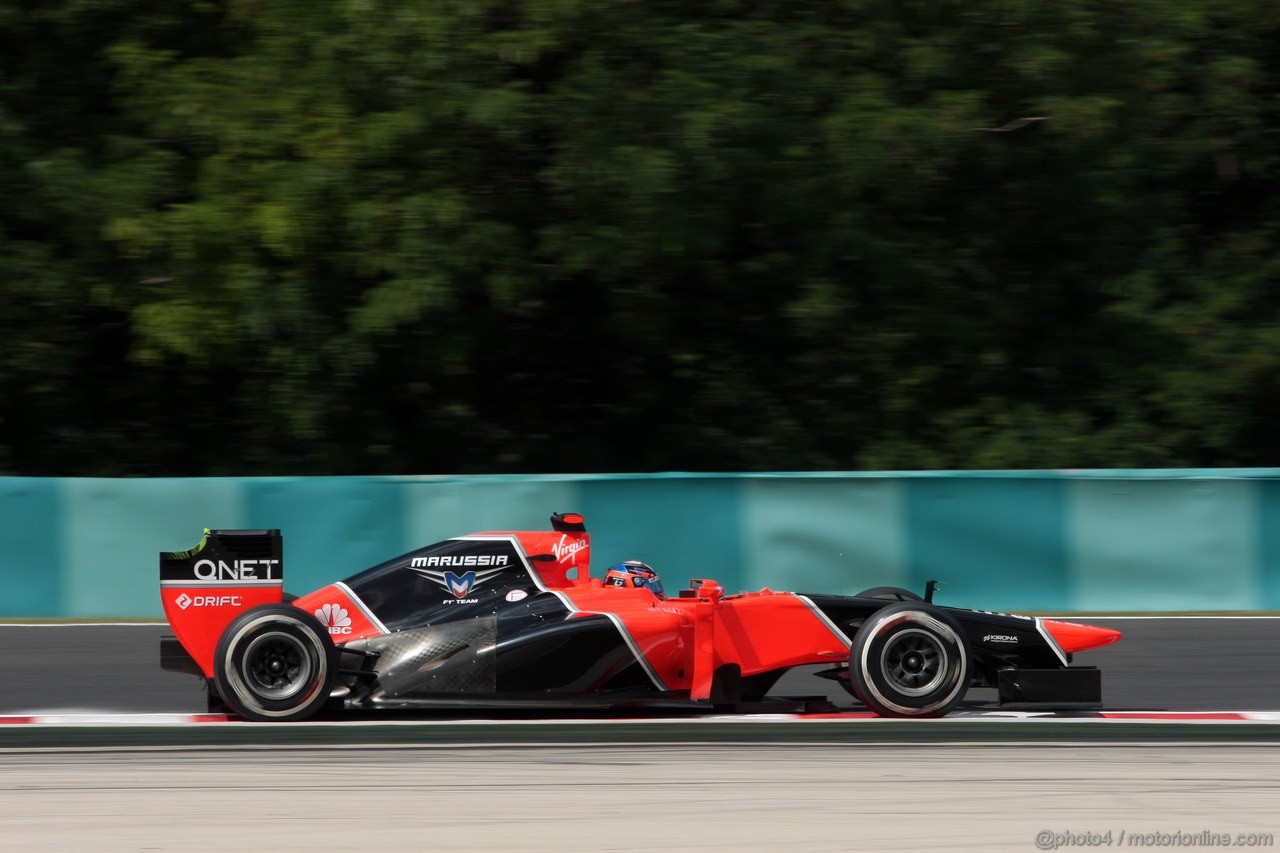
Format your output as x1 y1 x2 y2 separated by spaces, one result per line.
850 602 969 718
855 586 924 602
213 604 336 722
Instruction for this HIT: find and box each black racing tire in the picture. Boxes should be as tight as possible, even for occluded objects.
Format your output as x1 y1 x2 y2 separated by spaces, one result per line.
855 586 924 602
213 603 337 722
849 602 970 718
204 678 232 715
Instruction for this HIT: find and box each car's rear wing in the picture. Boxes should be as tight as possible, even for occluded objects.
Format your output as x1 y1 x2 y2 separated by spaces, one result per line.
160 529 286 678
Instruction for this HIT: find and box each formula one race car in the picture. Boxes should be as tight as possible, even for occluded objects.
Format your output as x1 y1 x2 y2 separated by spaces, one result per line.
159 513 1122 721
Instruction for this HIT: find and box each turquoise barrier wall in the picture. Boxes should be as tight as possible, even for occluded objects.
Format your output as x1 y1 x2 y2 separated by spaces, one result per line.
2 470 1278 617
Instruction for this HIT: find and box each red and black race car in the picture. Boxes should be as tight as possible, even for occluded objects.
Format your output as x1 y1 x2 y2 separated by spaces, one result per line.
159 512 1121 721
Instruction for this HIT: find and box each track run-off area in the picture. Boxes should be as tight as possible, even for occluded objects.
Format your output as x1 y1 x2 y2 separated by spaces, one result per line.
2 618 1279 851
1 744 1277 852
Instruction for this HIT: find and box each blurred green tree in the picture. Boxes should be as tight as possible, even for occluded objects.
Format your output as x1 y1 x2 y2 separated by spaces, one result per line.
2 0 1279 474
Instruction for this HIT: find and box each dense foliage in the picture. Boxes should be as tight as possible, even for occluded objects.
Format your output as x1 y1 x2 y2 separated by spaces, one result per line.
3 0 1279 475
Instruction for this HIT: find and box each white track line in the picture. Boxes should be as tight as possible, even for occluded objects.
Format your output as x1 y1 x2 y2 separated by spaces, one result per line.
7 616 1280 629
4 711 1280 726
0 622 163 627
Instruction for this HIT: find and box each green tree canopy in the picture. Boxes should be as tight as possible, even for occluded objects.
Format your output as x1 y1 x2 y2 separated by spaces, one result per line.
3 0 1280 474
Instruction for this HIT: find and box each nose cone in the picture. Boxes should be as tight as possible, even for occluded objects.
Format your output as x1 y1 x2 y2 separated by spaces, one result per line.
1042 619 1123 653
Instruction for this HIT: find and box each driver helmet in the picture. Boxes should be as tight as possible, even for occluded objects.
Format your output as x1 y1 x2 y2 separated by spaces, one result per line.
603 560 664 598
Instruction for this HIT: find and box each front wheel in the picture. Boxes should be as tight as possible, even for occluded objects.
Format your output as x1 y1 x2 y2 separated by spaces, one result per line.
849 602 970 718
213 603 337 722
855 586 923 602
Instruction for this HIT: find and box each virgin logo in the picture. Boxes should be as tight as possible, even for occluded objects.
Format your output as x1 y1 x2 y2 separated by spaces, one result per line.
551 534 588 564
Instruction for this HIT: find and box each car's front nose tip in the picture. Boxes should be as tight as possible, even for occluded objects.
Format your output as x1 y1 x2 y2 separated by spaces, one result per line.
1041 619 1123 653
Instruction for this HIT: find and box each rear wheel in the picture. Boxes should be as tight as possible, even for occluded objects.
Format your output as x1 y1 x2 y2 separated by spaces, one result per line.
213 603 337 722
855 586 923 602
849 602 969 718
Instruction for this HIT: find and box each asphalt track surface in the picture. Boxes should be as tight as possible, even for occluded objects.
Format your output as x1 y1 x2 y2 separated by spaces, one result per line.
2 617 1278 714
2 619 1280 851
1 744 1278 852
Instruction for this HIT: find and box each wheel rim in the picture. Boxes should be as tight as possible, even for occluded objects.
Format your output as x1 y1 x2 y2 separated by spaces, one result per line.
880 628 949 696
242 631 313 701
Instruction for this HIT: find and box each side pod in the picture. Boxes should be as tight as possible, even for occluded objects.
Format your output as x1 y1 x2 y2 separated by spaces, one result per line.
160 529 285 677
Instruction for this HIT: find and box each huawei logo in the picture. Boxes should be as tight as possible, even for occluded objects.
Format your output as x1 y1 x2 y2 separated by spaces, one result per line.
315 603 353 635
